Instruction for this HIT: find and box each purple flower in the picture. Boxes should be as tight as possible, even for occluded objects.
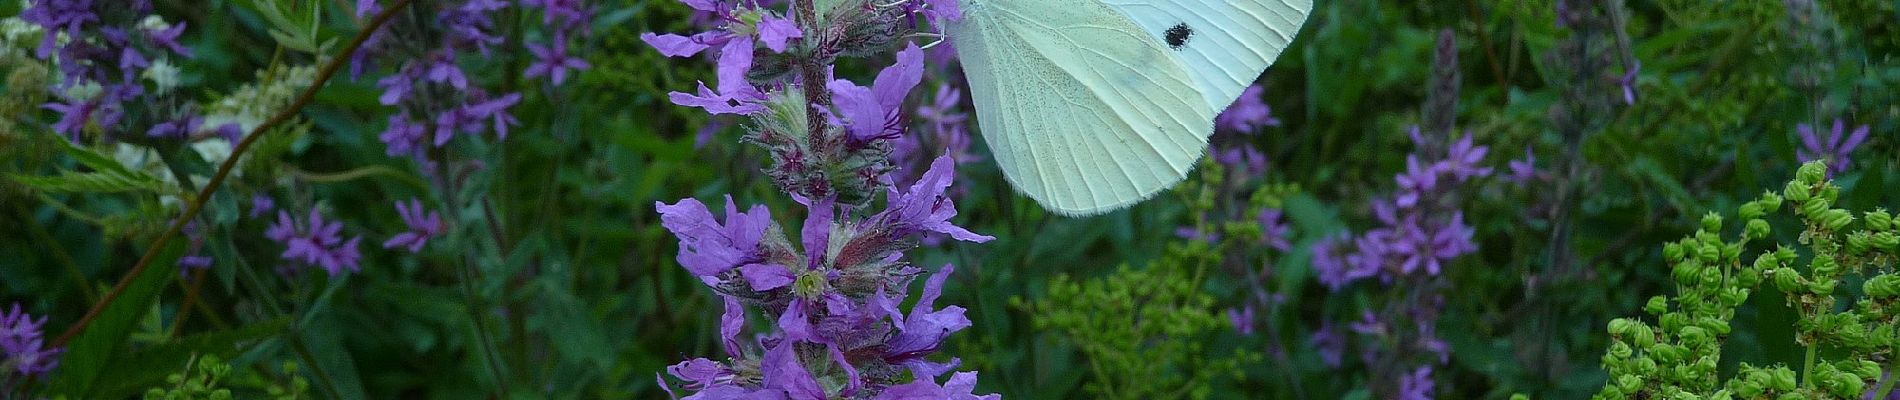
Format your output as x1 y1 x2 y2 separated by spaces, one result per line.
1228 304 1256 336
830 43 925 144
762 340 828 400
881 264 973 378
266 208 364 276
1311 233 1353 291
20 0 99 58
1797 118 1872 177
379 115 428 158
1258 208 1292 251
250 194 276 219
642 1 804 116
868 155 994 243
875 371 1000 400
144 113 202 139
1214 146 1269 178
655 196 773 280
1508 146 1536 185
1441 133 1492 181
0 303 61 378
524 33 591 85
1394 155 1440 209
1396 366 1435 400
1311 321 1344 368
1620 61 1640 105
1215 85 1281 134
383 198 445 253
524 0 589 26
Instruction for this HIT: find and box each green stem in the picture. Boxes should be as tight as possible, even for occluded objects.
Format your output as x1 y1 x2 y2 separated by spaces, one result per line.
1875 357 1900 400
1802 343 1818 390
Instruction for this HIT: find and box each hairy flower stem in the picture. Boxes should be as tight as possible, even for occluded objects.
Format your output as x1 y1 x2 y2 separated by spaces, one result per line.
796 0 831 146
52 0 420 349
433 148 511 393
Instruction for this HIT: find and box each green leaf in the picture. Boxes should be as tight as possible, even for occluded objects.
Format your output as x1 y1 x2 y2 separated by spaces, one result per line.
10 170 167 194
47 244 183 396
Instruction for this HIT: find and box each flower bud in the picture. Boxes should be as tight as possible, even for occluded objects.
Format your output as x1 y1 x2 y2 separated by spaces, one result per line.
1609 318 1635 335
1745 219 1771 240
1775 246 1798 263
1701 212 1723 233
1718 287 1749 307
1855 360 1882 382
1772 268 1802 292
1873 232 1900 252
1802 197 1830 219
1848 233 1872 255
1617 374 1643 394
1810 279 1837 295
1645 296 1669 315
1866 209 1893 231
1797 161 1827 184
1811 255 1840 276
1663 242 1685 262
1759 192 1784 212
1736 267 1762 287
1738 202 1765 220
1673 262 1703 284
1697 244 1721 263
1632 324 1656 349
1823 209 1855 231
1679 326 1709 344
1865 274 1900 298
1770 367 1798 391
1785 180 1812 203
1610 341 1634 359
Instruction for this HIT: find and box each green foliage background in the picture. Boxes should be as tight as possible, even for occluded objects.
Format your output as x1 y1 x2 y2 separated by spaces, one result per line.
1 0 1897 398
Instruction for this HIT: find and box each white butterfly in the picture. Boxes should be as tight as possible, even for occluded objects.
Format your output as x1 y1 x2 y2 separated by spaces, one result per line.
946 0 1311 216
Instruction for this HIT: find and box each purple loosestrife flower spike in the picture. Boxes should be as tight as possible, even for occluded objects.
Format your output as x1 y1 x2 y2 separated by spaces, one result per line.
1215 85 1280 134
1228 304 1257 335
1311 321 1345 368
249 195 278 219
1797 118 1872 177
383 198 445 253
656 196 773 281
1620 61 1640 105
0 303 61 378
762 341 828 400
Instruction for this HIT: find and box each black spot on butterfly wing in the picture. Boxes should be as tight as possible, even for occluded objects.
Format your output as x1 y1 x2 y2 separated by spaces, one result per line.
1164 23 1192 50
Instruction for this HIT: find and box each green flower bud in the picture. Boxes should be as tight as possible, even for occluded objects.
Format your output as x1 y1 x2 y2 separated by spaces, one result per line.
1855 360 1881 381
1760 192 1784 211
1866 275 1898 297
1674 262 1703 284
1610 341 1634 359
1821 185 1842 203
1775 246 1798 263
1770 367 1798 391
1702 212 1724 233
1739 203 1765 220
1873 232 1900 251
1752 253 1779 272
1632 324 1657 349
1811 255 1840 276
1698 244 1721 263
1798 161 1827 184
1773 268 1803 292
1866 209 1893 231
1617 374 1643 394
1719 287 1749 307
1848 233 1872 254
1663 242 1684 262
1803 197 1831 219
1811 279 1838 295
1786 180 1812 203
1610 318 1636 335
1737 267 1763 287
1823 209 1855 231
1679 326 1710 344
1746 219 1772 240
1645 296 1669 315
1701 266 1725 286
1701 318 1732 336
1775 393 1805 400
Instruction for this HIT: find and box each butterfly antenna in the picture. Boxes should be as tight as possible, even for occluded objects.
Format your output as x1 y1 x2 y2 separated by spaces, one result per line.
912 32 947 49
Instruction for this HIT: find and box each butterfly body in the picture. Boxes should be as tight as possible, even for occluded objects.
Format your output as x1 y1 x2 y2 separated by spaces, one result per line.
947 0 1311 216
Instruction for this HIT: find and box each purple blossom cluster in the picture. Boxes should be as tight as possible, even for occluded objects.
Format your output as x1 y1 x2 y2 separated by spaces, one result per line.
0 304 60 383
641 1 802 116
1211 84 1281 178
656 156 998 399
266 208 365 277
1312 128 1486 288
23 0 212 143
357 0 522 162
1304 127 1495 399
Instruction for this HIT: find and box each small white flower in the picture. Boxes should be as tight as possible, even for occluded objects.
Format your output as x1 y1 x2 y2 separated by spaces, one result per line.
143 59 181 93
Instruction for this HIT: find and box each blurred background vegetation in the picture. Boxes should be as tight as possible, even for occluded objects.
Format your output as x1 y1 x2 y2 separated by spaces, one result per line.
2 0 1897 398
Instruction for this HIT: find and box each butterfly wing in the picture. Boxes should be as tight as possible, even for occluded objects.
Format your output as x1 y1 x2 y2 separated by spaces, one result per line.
950 0 1214 216
1100 0 1312 111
